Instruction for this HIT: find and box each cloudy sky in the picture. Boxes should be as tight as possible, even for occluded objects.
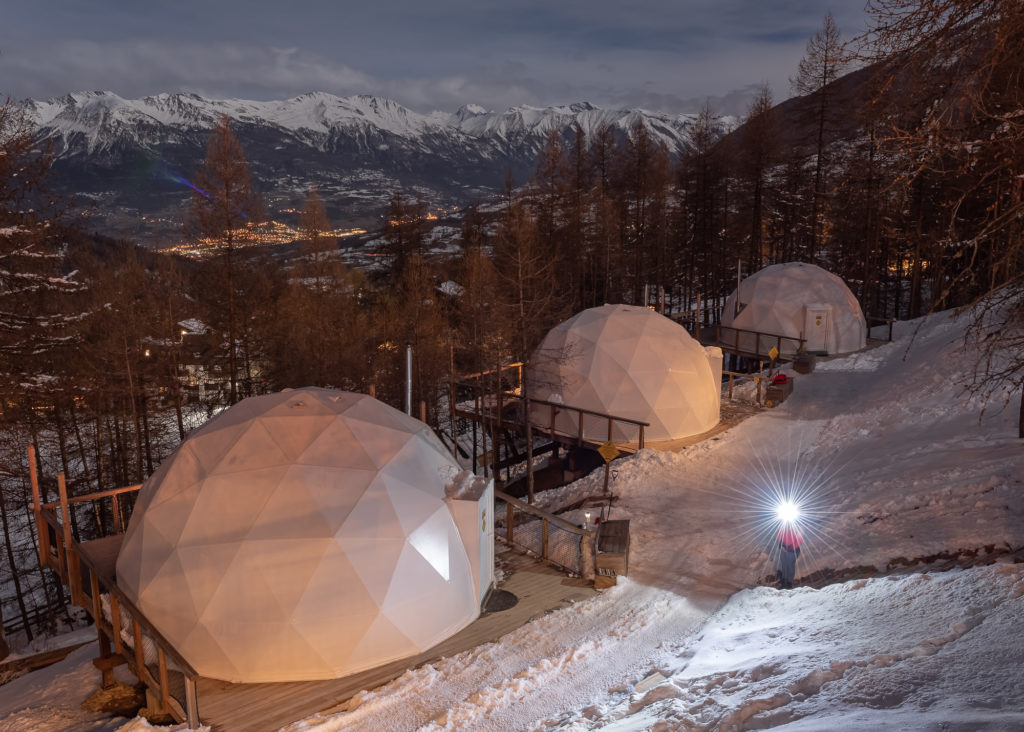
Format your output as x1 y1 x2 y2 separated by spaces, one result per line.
1 1 871 116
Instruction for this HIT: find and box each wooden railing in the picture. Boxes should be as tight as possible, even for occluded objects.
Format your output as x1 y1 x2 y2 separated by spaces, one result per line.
495 489 595 578
868 316 895 342
722 370 765 406
700 325 805 361
29 446 201 729
531 396 649 450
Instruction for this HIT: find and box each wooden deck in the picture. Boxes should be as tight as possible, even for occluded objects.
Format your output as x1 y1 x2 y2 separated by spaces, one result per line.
75 539 595 732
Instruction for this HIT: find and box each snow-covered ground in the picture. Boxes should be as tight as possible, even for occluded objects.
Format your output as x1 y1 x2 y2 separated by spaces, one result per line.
2 307 1023 731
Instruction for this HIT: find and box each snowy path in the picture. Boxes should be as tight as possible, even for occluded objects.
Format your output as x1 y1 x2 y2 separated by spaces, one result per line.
285 583 705 732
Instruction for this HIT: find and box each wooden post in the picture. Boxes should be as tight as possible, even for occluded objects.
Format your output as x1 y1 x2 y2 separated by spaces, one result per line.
472 391 479 476
638 425 645 450
89 571 117 689
111 493 122 534
541 519 549 560
524 366 535 505
695 293 702 343
603 418 612 494
493 355 502 484
158 647 171 713
581 530 595 581
448 344 458 460
577 411 584 446
110 595 124 655
369 383 376 399
185 676 200 730
89 570 101 622
506 501 515 544
133 620 145 675
58 473 81 605
419 400 426 424
28 445 47 569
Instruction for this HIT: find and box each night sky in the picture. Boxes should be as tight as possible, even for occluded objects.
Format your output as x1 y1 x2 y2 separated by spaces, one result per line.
1 1 871 116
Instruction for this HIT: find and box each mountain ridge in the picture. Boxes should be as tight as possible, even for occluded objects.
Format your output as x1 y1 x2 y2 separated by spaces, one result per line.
22 91 706 245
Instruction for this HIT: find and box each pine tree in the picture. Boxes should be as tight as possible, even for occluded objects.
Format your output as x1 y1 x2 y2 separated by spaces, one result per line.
190 115 261 405
791 11 847 262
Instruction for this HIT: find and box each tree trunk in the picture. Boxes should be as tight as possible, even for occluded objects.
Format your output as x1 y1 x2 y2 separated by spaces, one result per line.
0 480 33 643
1019 380 1024 439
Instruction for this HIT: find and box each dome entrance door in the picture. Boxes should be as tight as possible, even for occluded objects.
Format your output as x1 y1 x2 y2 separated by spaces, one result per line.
803 305 833 355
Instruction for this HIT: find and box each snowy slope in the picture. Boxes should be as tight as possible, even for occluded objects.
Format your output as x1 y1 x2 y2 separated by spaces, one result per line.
1 306 1022 731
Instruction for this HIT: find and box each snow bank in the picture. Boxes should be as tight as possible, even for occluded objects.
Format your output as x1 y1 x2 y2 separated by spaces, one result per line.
554 564 1024 730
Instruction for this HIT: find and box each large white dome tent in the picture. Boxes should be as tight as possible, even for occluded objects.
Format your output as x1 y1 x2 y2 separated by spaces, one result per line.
528 304 721 443
115 388 492 683
722 262 867 357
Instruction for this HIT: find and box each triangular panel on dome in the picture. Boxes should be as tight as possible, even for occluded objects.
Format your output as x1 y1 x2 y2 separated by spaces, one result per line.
297 417 379 471
293 541 378 631
345 613 417 672
179 622 243 682
256 414 338 462
282 464 371 534
176 467 284 546
210 419 293 474
247 538 334 619
337 480 406 542
334 534 406 606
381 537 475 646
246 477 335 541
408 506 458 582
175 542 245 622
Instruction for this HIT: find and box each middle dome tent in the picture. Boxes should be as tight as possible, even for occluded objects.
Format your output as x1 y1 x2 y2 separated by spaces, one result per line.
528 304 722 444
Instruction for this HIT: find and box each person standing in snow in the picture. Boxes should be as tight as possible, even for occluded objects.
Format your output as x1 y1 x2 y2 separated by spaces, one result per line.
776 524 803 589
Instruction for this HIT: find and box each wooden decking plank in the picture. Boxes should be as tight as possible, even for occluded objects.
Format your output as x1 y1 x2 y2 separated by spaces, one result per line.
197 552 594 732
76 534 123 583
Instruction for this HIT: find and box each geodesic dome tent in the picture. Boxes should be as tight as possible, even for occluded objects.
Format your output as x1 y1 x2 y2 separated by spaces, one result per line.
528 304 721 443
115 388 492 683
722 262 866 357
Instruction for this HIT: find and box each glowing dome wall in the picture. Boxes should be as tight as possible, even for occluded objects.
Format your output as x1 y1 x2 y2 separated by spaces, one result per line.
528 304 721 443
115 388 491 683
722 262 866 356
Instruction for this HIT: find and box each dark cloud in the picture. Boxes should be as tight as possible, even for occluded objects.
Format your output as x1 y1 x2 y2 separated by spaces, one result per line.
0 1 871 114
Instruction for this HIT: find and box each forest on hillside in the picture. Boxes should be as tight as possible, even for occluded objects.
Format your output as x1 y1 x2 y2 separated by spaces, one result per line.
1 0 1022 649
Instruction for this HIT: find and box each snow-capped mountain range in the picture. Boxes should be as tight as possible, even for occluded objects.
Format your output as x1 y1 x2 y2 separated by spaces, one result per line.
23 91 703 245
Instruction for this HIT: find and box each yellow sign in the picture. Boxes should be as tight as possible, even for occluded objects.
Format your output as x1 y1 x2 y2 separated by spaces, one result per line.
598 441 620 463
768 346 779 361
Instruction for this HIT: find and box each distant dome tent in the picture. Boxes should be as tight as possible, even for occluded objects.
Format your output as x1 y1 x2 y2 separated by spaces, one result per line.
722 262 866 357
115 388 493 683
528 304 721 443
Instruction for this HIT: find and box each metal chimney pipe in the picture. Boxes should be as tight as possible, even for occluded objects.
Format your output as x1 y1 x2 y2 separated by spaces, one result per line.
405 341 413 416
